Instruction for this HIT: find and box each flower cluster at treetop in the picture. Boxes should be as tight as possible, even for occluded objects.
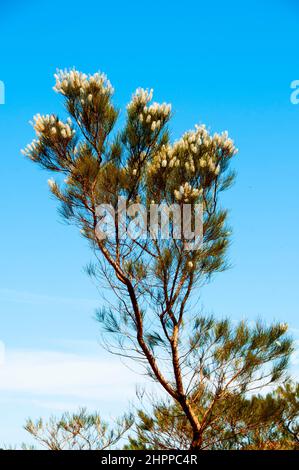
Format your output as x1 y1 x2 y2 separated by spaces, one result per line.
21 68 237 212
53 69 114 99
148 125 237 176
127 87 172 133
146 123 237 206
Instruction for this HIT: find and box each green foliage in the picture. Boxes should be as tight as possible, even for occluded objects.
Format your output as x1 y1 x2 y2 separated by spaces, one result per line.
126 381 299 450
24 408 133 450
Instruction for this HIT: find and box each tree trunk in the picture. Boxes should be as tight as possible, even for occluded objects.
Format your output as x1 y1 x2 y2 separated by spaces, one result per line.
176 396 203 450
190 431 203 450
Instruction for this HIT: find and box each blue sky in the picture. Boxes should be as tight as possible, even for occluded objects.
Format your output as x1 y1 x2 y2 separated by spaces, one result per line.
0 0 299 446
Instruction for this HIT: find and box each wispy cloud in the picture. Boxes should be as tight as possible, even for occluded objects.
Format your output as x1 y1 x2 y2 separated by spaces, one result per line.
0 346 147 446
0 347 143 402
0 288 99 307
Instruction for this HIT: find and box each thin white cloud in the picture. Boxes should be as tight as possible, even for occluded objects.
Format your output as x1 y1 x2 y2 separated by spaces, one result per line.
0 347 143 401
0 288 98 306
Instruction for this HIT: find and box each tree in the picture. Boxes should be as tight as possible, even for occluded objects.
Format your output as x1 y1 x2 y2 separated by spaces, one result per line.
22 69 292 449
22 381 298 451
24 408 133 450
126 380 299 450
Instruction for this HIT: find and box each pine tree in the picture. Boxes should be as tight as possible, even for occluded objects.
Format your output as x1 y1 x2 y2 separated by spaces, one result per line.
127 380 299 450
22 69 292 449
24 408 132 450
